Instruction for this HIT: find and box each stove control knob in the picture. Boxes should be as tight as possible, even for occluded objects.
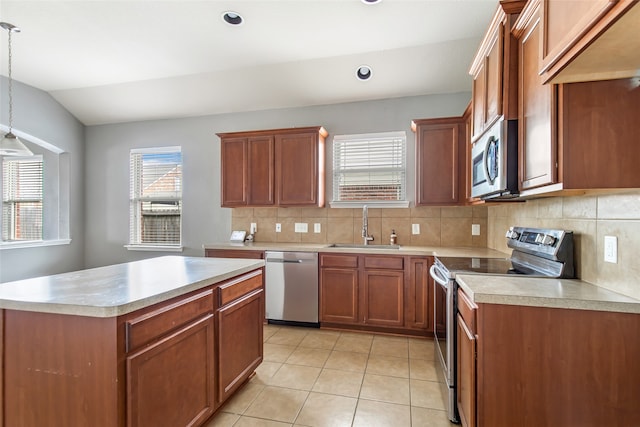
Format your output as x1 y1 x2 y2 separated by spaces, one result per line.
535 234 556 246
505 229 520 240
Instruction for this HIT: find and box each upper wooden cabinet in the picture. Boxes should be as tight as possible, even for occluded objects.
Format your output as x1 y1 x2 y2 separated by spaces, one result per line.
469 1 525 142
539 0 640 83
218 126 327 207
514 0 640 196
412 117 469 206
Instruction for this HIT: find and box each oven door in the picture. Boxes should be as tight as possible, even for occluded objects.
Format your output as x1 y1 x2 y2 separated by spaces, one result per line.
429 263 459 422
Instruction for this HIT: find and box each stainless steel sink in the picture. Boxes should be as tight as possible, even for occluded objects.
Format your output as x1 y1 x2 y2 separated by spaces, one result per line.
327 243 400 250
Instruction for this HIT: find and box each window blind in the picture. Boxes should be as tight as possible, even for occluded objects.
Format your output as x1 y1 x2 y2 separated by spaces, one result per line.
332 132 407 202
2 156 44 242
129 147 182 246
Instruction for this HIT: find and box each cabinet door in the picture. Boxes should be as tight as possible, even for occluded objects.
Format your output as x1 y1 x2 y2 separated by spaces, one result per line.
541 0 616 73
247 136 275 205
485 26 504 130
320 268 359 324
220 138 248 207
217 289 264 403
362 270 404 327
275 132 320 206
126 314 215 427
518 3 557 190
457 314 476 427
415 120 463 205
471 64 486 140
407 257 433 334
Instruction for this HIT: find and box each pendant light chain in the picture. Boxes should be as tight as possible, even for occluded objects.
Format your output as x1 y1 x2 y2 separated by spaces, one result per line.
7 27 14 133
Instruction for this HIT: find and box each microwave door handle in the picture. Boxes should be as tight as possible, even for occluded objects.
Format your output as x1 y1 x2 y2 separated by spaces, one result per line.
483 136 493 185
429 264 449 287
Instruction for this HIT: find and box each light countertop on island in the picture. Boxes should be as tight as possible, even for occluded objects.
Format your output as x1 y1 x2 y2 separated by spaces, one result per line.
456 274 640 314
0 256 264 318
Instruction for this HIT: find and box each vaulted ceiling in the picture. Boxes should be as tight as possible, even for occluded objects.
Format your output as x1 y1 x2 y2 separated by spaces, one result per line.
0 1 496 125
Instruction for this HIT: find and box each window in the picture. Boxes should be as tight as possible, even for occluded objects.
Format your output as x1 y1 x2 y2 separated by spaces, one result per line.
2 156 43 242
128 147 182 249
332 131 408 206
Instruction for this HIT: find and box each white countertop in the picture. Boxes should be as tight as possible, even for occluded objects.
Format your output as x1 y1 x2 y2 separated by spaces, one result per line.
0 256 264 318
456 274 640 314
204 242 509 258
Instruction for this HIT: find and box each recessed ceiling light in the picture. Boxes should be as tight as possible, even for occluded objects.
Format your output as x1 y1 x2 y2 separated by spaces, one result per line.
356 65 373 81
361 0 382 4
222 11 243 26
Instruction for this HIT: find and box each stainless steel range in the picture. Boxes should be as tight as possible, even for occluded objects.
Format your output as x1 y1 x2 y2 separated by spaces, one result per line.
429 226 574 423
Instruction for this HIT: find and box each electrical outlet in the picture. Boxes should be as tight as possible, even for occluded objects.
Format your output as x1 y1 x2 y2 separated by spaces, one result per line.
294 223 308 233
250 222 257 234
412 224 420 235
314 223 321 233
604 235 617 263
472 224 480 236
275 223 281 233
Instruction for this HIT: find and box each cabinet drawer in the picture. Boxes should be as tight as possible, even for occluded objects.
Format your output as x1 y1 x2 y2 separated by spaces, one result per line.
126 289 214 352
457 288 477 333
364 255 404 270
219 270 263 306
320 254 359 268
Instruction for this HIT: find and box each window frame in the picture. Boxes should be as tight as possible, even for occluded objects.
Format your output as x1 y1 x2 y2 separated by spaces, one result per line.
126 146 184 252
2 155 44 242
0 126 70 250
330 131 409 208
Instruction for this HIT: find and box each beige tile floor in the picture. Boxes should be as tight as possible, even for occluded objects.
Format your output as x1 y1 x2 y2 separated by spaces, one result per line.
205 324 453 427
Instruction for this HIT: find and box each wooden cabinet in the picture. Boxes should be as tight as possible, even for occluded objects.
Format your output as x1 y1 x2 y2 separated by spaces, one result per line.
456 284 640 426
361 256 404 327
320 253 436 336
217 270 264 403
126 314 215 427
469 1 524 142
514 0 640 196
319 254 360 324
406 257 434 334
218 127 327 207
413 117 468 206
539 0 639 83
456 289 477 427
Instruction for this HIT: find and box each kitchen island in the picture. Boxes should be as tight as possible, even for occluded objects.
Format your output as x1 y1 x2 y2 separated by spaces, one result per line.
0 256 265 427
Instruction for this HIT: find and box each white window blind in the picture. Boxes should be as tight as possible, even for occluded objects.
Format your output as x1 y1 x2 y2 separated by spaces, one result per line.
2 156 44 242
129 147 182 247
332 131 407 203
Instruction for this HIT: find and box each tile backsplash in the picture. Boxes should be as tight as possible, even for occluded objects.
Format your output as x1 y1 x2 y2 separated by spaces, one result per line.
231 206 488 248
230 190 640 300
487 190 640 300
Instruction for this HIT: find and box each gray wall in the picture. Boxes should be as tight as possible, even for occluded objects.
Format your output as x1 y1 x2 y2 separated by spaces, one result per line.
0 77 85 282
84 92 470 268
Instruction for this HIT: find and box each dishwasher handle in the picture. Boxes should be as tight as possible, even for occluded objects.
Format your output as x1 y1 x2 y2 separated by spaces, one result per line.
266 258 304 264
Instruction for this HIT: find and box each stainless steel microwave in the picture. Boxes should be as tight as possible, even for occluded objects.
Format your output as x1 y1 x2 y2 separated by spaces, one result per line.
470 117 519 200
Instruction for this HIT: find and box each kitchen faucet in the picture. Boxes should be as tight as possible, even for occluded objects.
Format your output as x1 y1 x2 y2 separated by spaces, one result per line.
362 205 374 245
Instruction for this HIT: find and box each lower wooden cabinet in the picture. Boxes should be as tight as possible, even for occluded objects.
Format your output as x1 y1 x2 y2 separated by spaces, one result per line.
126 314 216 427
459 286 640 426
457 289 477 427
319 253 434 335
217 287 264 402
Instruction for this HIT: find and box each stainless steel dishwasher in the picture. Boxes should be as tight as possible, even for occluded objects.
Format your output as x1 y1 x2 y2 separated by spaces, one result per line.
264 251 319 326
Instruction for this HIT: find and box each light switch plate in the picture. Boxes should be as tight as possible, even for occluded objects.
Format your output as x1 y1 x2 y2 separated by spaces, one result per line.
472 224 480 236
250 222 257 234
604 235 617 263
275 223 282 233
314 223 321 233
294 223 308 233
412 224 420 235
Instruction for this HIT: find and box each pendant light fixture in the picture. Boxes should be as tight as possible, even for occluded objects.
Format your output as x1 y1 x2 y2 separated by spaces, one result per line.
1 22 33 157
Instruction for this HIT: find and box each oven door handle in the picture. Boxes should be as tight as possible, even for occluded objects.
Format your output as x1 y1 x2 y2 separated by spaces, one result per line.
429 264 449 287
